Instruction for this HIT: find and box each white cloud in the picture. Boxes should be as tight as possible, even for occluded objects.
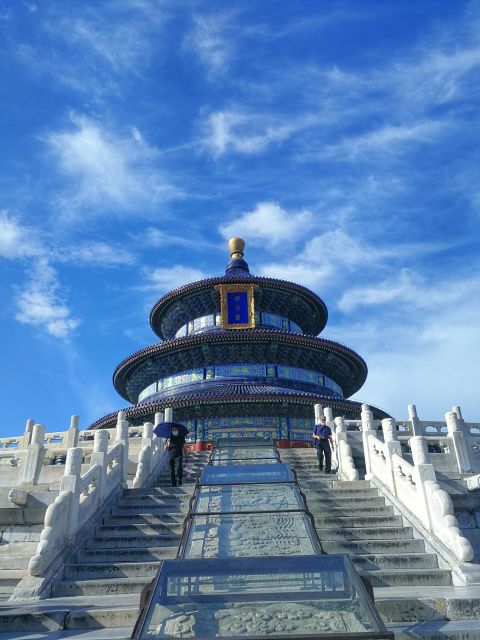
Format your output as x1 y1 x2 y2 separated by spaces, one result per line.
220 202 314 248
341 284 480 420
65 241 136 267
338 270 480 313
14 259 79 339
184 13 236 75
142 265 207 294
323 120 449 160
0 211 42 259
47 115 174 218
202 110 299 157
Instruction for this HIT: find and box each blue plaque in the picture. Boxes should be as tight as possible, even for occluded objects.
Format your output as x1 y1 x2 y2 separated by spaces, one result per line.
227 291 248 324
215 284 256 329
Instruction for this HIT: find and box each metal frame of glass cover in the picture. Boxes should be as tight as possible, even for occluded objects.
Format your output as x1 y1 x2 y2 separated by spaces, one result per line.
131 555 393 640
208 446 281 466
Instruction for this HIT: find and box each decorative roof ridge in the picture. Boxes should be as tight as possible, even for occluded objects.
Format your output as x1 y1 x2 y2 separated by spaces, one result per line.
113 328 367 382
149 274 327 324
112 329 368 402
88 395 392 430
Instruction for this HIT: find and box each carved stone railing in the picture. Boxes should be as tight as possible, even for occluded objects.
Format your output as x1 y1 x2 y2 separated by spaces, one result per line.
27 412 130 577
333 416 358 481
132 412 169 489
365 417 473 563
0 414 160 491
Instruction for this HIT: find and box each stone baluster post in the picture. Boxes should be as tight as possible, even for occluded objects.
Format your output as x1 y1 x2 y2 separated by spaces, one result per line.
335 416 359 481
314 404 323 424
21 419 35 449
20 424 46 486
410 436 436 530
66 415 80 449
407 404 422 436
361 405 376 480
324 407 335 430
60 447 83 539
382 418 402 495
154 412 164 427
445 411 472 473
115 411 130 487
164 407 173 422
142 421 153 477
90 430 109 502
142 422 153 448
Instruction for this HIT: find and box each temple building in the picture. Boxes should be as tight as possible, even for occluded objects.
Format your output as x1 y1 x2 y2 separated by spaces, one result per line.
91 238 390 440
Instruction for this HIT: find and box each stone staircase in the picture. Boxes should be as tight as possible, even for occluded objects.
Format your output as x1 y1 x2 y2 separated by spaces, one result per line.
0 451 209 638
280 448 480 637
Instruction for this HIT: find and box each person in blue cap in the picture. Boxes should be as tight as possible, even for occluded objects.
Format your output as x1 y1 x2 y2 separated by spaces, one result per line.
312 416 335 473
164 426 186 486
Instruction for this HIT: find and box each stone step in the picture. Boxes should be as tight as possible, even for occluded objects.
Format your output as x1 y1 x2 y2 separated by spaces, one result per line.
126 487 195 498
390 620 480 639
116 495 191 507
87 533 180 549
316 525 414 541
105 512 186 526
351 553 439 570
0 555 33 570
51 577 150 597
76 546 178 563
322 538 427 554
111 506 186 518
95 523 183 537
64 561 161 580
308 505 394 517
302 486 379 498
305 495 387 507
359 568 452 587
314 514 403 527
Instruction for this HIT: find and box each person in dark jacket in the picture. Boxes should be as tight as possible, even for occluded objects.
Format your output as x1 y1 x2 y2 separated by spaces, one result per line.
312 416 335 473
164 427 186 486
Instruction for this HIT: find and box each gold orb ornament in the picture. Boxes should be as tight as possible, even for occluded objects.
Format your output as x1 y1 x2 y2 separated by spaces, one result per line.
228 237 245 259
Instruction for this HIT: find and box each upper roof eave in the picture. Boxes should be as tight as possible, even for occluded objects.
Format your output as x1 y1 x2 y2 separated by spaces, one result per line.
149 274 328 339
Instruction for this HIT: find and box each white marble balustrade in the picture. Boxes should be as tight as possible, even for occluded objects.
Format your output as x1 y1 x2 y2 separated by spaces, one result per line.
363 417 474 563
26 410 169 577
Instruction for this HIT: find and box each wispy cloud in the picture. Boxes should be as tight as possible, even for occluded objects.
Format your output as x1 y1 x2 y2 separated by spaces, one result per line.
141 265 208 295
200 110 303 157
184 12 237 75
0 211 43 259
220 202 314 248
46 115 175 219
63 241 136 267
13 2 169 99
14 259 79 339
338 269 480 313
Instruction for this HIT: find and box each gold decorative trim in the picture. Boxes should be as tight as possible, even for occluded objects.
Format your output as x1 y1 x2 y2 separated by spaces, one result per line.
215 283 256 330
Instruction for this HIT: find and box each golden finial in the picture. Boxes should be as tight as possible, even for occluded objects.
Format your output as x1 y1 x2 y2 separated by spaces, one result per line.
228 237 245 259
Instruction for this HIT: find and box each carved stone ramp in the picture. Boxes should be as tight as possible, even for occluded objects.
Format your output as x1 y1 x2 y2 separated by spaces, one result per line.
280 448 480 636
0 452 209 637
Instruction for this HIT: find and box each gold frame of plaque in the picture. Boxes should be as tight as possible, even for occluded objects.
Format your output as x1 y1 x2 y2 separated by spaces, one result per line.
215 283 256 330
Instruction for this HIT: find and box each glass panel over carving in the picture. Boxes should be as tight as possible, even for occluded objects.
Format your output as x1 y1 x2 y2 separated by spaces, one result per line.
211 446 278 465
181 512 320 559
193 483 305 514
133 556 393 639
200 463 294 485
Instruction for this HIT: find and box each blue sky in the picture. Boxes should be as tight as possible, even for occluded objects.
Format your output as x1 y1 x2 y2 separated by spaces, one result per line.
1 1 479 437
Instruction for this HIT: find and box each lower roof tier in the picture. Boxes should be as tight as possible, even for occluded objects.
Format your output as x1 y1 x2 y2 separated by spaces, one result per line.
88 386 391 431
113 329 368 403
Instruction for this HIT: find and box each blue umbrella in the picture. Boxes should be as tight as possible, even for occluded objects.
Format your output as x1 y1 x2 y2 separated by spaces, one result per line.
153 421 189 438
